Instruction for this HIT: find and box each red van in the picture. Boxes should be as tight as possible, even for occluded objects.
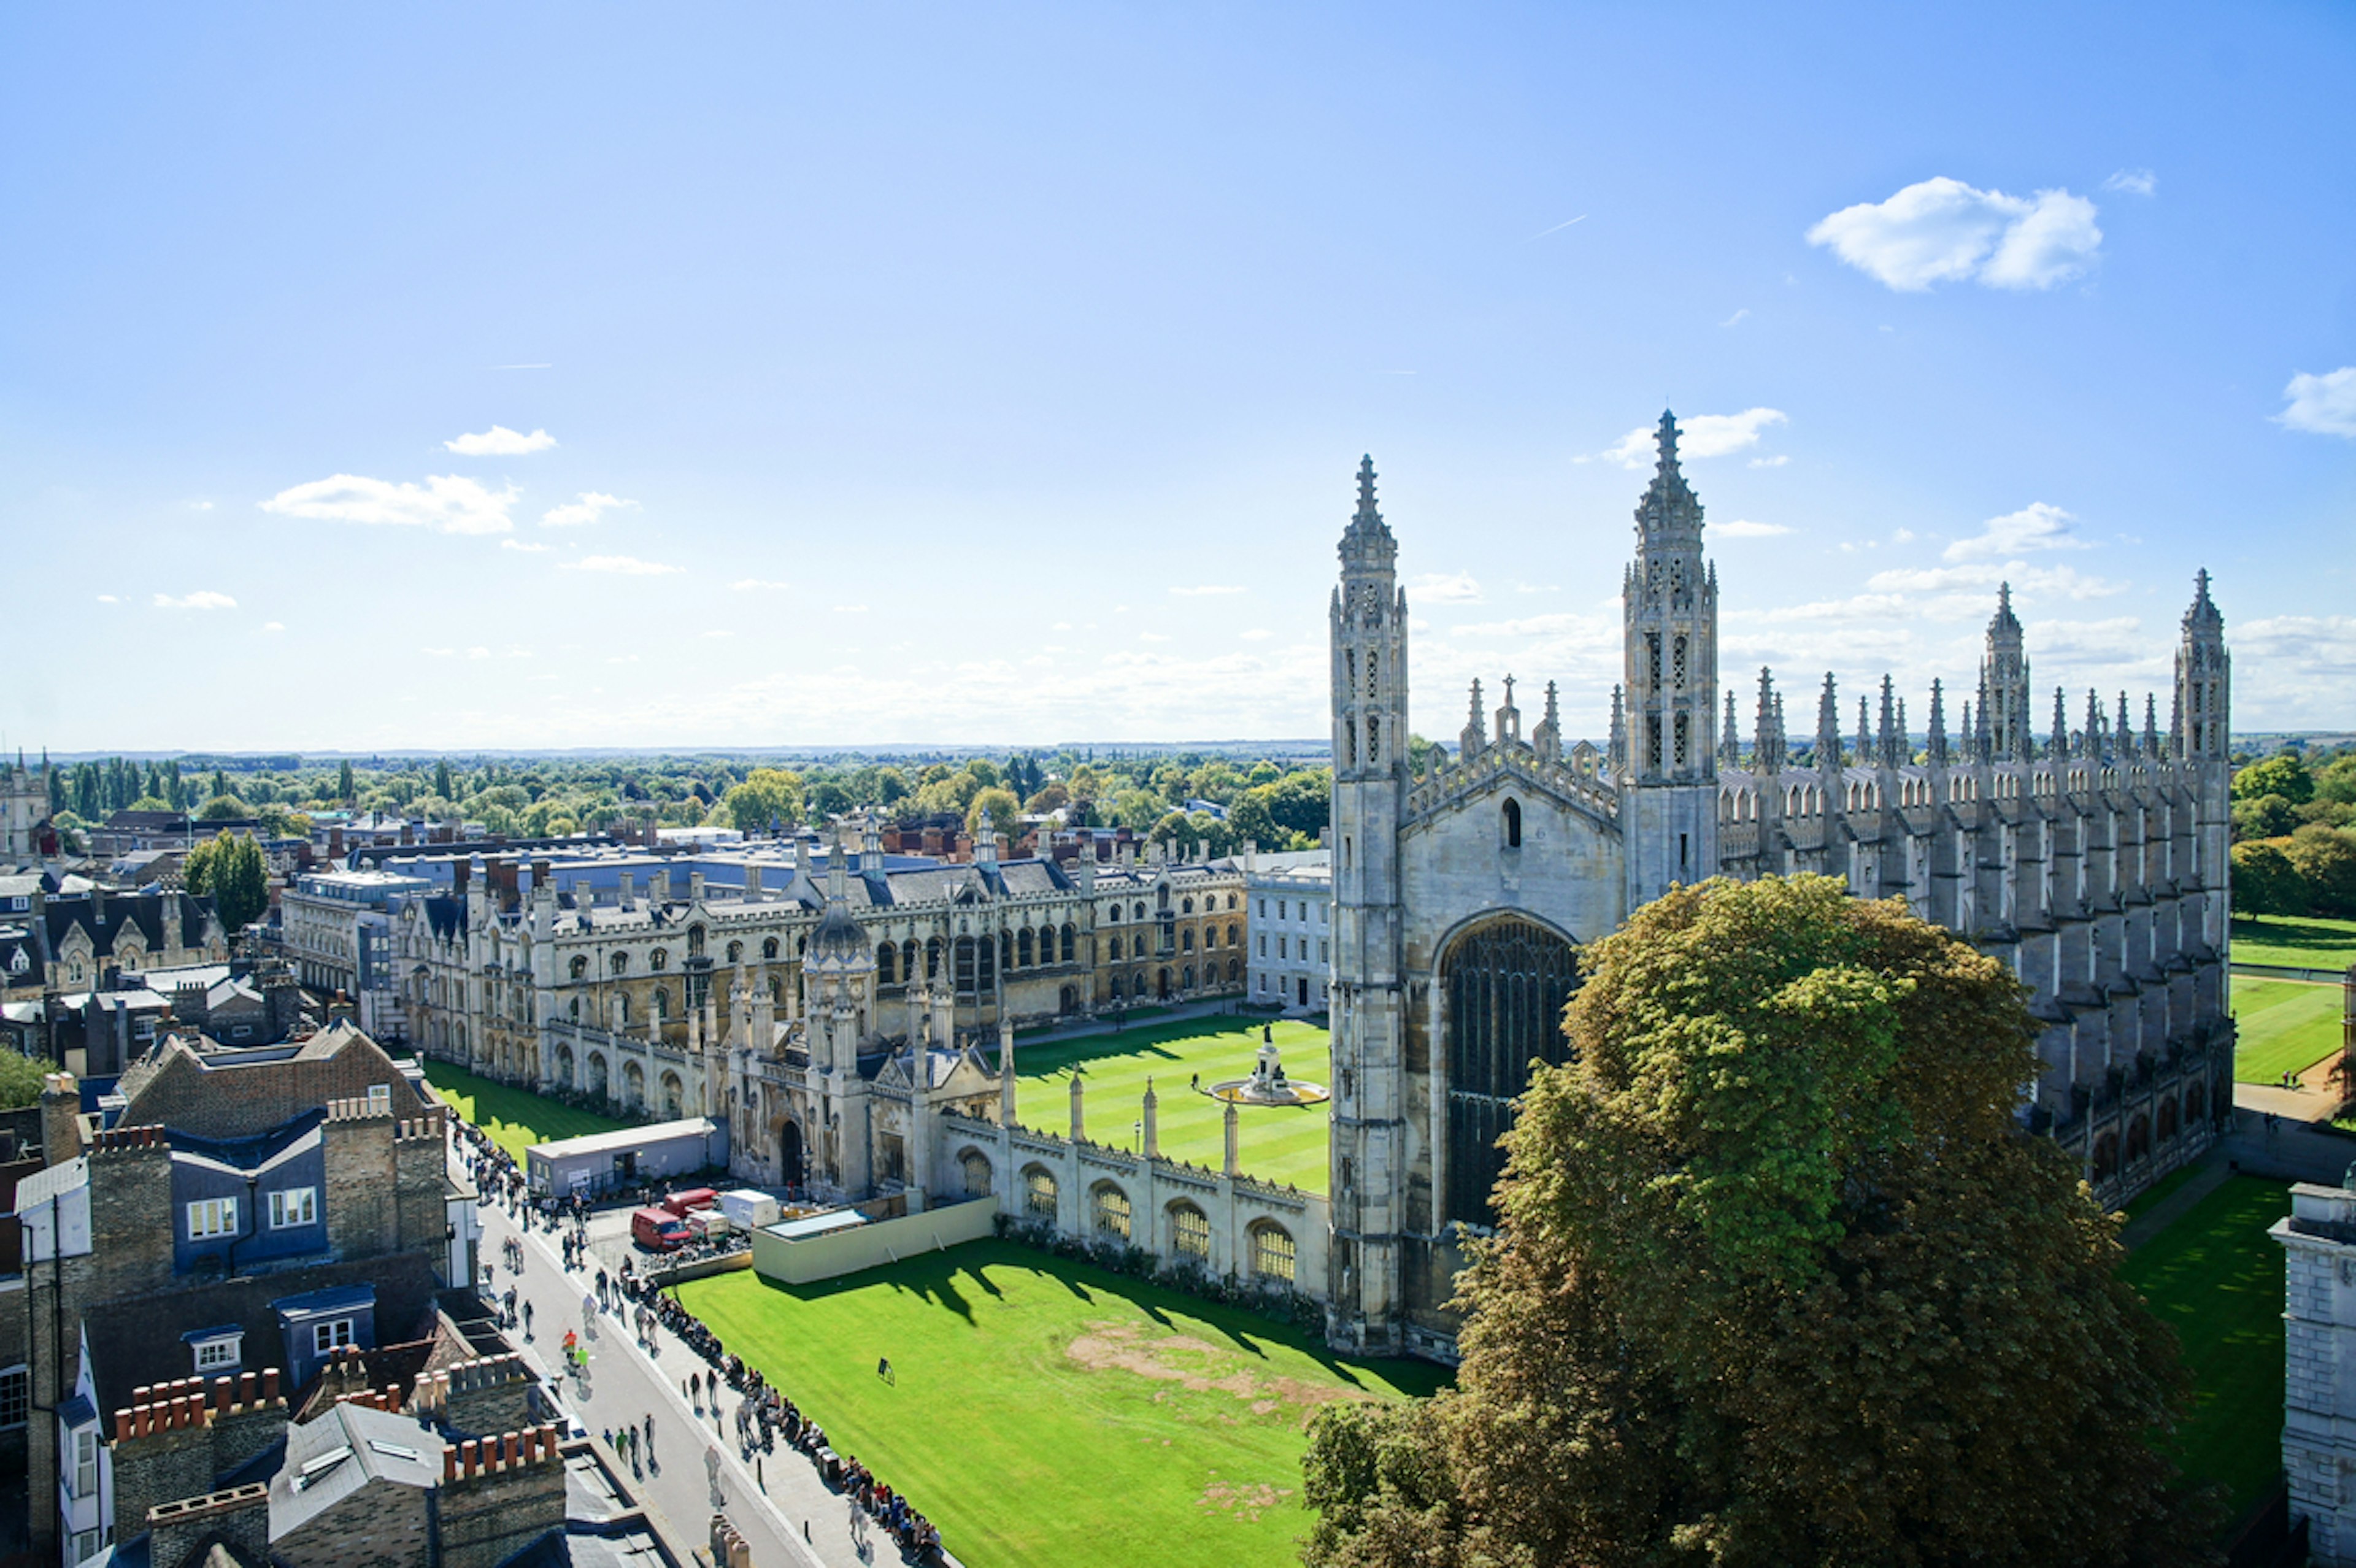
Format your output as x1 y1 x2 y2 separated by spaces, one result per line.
661 1188 719 1220
631 1207 691 1252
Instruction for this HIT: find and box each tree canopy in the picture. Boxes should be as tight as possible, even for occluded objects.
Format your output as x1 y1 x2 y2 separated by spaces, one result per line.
183 830 269 934
723 767 804 832
0 1045 45 1111
1303 875 2209 1568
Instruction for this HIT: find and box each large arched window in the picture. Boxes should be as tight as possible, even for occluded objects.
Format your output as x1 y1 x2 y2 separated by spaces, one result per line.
1170 1202 1210 1262
961 1149 992 1199
1441 917 1579 1227
1250 1222 1295 1285
1024 1166 1058 1218
1501 797 1523 849
1091 1182 1131 1240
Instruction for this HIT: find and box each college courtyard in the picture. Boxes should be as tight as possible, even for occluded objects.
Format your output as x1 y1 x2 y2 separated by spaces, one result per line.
414 1007 2303 1564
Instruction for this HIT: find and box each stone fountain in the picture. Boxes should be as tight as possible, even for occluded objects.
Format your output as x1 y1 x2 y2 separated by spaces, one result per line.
1209 1037 1329 1107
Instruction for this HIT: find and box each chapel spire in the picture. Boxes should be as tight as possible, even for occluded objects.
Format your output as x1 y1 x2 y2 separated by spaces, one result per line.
1339 454 1396 571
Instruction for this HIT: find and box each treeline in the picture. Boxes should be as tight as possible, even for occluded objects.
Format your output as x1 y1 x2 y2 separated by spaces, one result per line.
2229 744 2356 919
37 750 1336 855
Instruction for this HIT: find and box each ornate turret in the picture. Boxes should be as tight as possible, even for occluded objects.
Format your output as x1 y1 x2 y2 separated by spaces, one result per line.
1622 411 1721 901
2051 687 2071 759
2176 569 2229 761
1754 668 1785 772
1927 679 1949 767
1815 674 1843 772
806 833 871 973
1531 680 1562 761
1460 680 1487 761
1982 582 2031 761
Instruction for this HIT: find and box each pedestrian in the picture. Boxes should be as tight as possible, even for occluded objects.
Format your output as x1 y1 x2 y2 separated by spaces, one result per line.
877 1356 893 1383
522 1299 534 1338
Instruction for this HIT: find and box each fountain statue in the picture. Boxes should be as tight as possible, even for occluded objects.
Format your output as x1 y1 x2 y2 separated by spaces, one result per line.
1208 1035 1329 1107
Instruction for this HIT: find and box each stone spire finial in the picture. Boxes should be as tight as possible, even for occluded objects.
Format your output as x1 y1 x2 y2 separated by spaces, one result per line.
2115 691 2132 755
1633 409 1705 547
2185 567 2222 631
2084 688 2104 758
1754 667 1783 772
1815 674 1842 771
2051 686 2071 759
1493 675 1521 745
2143 693 2161 758
1960 698 1974 759
1532 680 1561 761
1927 679 1949 767
1719 688 1741 771
1339 455 1396 569
1608 685 1627 772
1460 679 1487 760
1876 675 1898 767
1855 694 1872 762
2168 682 2184 756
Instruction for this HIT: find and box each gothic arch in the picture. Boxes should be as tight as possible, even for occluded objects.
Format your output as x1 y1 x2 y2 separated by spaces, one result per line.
660 1070 683 1120
1167 1199 1211 1262
1436 912 1580 1228
958 1147 993 1199
1090 1180 1131 1240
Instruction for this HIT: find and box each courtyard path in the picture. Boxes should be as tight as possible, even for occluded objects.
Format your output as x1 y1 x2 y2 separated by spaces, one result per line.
463 1155 883 1568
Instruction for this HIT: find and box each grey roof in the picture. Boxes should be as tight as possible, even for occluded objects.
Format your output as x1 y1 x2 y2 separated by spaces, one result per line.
268 1401 446 1543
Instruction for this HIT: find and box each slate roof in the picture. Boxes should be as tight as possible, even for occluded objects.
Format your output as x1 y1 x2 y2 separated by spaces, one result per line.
268 1399 446 1543
80 1250 445 1421
43 889 223 963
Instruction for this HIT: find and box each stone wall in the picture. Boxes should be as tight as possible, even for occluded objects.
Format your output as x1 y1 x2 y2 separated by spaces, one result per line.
433 1423 566 1568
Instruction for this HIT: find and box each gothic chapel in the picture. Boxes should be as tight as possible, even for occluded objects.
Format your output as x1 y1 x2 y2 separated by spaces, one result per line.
1323 414 2234 1358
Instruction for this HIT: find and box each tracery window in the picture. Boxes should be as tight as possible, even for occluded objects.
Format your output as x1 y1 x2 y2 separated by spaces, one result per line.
1250 1223 1295 1284
1171 1204 1210 1261
1442 918 1579 1227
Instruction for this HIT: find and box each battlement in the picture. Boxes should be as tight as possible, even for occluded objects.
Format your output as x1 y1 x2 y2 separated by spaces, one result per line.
443 1351 529 1396
325 1096 392 1123
117 1369 284 1440
91 1123 167 1154
395 1112 445 1143
442 1422 561 1481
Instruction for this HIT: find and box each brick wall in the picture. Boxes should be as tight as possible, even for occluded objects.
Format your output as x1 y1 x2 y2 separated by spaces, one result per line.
120 1025 427 1142
323 1103 398 1260
432 1424 566 1568
147 1482 269 1568
108 1373 288 1546
85 1126 175 1304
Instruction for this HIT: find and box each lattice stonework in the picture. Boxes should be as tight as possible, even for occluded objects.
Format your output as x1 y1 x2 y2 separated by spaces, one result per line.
1442 918 1580 1227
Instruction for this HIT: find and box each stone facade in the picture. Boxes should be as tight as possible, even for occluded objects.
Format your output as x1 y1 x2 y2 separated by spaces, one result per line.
1326 421 2236 1357
2276 1178 2356 1567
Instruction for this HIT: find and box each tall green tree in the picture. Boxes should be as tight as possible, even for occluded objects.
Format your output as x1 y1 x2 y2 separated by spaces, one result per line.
1303 875 2209 1568
338 759 355 801
2232 839 2303 918
183 830 269 934
434 758 455 801
723 767 804 832
2233 749 2313 805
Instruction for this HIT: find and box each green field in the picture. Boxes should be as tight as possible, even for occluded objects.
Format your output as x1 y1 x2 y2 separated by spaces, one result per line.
2233 913 2356 971
2121 1175 2293 1521
2231 977 2344 1083
416 1057 625 1161
677 1240 1446 1568
1013 1015 1331 1193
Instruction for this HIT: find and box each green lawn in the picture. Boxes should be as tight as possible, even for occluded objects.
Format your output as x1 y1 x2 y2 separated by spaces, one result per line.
2121 1175 2293 1521
2233 913 2356 971
1012 1015 1332 1193
416 1057 625 1161
2231 977 2344 1083
677 1240 1446 1568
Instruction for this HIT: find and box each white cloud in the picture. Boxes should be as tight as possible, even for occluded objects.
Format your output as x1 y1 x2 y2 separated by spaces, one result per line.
2278 367 2356 438
263 473 518 535
262 621 284 632
1239 629 1273 640
1943 502 2085 561
1866 561 2124 601
94 594 118 604
190 501 214 512
466 647 491 659
1806 177 2101 291
1748 455 1789 469
501 539 552 553
445 425 556 456
730 578 791 591
1721 308 1749 327
566 555 684 576
1410 572 1483 602
541 491 634 528
1715 519 1791 539
2101 168 2157 196
1592 407 1788 469
153 590 237 610
1171 585 1245 597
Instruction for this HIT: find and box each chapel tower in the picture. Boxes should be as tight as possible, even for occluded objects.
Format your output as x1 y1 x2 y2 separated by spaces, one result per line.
2175 570 2233 951
1326 455 1411 1354
1622 413 1720 905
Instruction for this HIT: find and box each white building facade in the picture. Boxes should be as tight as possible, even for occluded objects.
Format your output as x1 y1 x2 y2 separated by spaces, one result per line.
1246 851 1331 1014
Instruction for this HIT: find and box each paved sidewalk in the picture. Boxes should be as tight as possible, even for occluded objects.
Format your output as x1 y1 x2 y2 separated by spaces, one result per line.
469 1175 877 1567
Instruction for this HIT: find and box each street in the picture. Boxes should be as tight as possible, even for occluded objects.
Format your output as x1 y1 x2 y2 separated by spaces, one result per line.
461 1145 884 1568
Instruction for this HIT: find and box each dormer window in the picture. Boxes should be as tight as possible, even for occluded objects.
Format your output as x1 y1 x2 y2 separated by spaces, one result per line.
190 1331 244 1372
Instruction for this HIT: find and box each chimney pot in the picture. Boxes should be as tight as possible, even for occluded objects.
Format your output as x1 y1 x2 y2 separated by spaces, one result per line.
445 1448 460 1483
215 1377 233 1412
263 1367 280 1402
115 1408 133 1442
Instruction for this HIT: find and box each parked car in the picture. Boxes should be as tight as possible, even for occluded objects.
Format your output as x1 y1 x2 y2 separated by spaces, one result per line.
631 1206 691 1251
661 1186 720 1219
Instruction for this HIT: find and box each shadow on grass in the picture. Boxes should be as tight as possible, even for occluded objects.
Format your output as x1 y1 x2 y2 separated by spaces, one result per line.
742 1239 1450 1400
2234 916 2356 955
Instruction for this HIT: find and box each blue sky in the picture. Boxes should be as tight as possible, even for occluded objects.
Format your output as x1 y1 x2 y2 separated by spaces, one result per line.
3 3 2350 753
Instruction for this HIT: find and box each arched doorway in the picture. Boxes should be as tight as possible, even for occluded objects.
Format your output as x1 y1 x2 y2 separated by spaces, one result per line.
779 1119 806 1193
1440 917 1579 1226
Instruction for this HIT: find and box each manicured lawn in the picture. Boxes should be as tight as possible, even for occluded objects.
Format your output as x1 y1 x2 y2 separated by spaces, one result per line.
2233 913 2356 971
2121 1175 2293 1521
1012 1015 1331 1193
677 1240 1447 1568
2231 977 2344 1084
416 1058 625 1161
